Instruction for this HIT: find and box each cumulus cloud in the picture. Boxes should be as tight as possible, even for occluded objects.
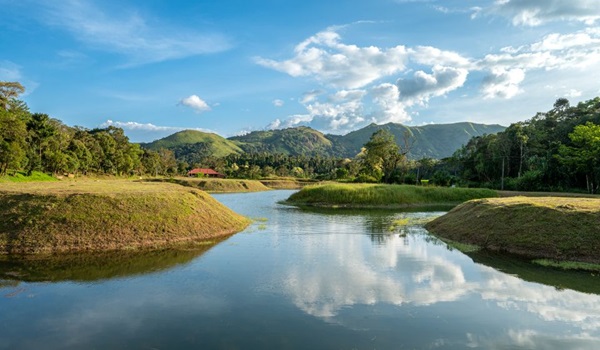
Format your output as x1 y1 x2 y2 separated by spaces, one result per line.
268 89 366 131
487 0 600 26
481 68 525 99
255 29 410 89
371 83 411 124
272 99 284 107
36 0 230 66
178 95 211 113
260 22 599 130
397 65 469 105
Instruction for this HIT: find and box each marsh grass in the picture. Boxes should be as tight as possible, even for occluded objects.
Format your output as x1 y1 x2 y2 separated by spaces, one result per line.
0 180 250 254
285 183 497 208
426 196 600 264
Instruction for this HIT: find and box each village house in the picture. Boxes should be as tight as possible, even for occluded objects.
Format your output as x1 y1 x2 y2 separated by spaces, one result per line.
187 168 226 178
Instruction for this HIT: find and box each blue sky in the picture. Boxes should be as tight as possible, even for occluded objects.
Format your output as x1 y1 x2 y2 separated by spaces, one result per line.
1 0 600 142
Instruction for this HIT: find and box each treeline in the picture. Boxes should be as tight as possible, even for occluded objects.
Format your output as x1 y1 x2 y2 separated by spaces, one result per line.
0 82 181 176
444 97 600 193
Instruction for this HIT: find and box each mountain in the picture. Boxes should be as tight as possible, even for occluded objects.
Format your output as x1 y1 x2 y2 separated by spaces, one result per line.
229 126 334 156
143 122 506 161
228 122 505 159
328 122 507 159
141 130 243 160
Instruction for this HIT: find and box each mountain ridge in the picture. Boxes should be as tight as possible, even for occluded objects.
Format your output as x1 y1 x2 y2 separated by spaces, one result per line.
141 122 506 160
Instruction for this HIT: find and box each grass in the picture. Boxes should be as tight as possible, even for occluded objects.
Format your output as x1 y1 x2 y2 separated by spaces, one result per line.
532 259 600 272
0 171 57 183
147 177 270 193
0 180 251 254
425 196 600 265
284 183 498 208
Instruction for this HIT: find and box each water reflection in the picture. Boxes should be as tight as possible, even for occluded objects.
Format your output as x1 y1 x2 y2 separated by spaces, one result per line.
0 238 225 283
285 227 600 338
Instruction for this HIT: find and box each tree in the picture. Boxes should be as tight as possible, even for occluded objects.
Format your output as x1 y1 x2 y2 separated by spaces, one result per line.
0 81 25 110
361 130 408 183
0 108 28 175
558 122 600 193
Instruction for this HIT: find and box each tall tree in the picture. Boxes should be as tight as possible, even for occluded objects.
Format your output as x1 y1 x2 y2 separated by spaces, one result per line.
0 81 25 110
362 129 407 183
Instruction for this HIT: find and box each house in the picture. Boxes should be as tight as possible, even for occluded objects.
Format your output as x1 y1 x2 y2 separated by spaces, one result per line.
187 168 226 178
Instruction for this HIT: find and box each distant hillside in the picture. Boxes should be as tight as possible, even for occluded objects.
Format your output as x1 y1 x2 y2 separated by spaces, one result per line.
141 130 243 162
144 122 505 162
229 126 334 156
329 122 507 159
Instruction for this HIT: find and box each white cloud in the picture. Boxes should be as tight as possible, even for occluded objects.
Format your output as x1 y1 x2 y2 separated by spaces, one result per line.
272 99 284 107
397 65 469 106
100 120 215 134
371 83 411 124
565 89 583 98
255 29 410 89
268 89 366 132
408 46 472 68
300 90 323 104
487 0 600 26
178 95 211 113
481 68 525 99
38 0 230 66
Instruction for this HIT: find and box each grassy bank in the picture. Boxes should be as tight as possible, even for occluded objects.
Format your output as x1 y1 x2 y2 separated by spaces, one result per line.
425 196 600 266
147 177 270 192
259 178 319 189
0 180 250 254
284 183 498 208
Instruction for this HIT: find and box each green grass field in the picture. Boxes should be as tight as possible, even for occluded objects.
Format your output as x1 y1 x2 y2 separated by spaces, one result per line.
284 183 498 208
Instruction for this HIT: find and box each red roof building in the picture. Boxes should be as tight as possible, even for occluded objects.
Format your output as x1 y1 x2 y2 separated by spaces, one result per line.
187 168 226 178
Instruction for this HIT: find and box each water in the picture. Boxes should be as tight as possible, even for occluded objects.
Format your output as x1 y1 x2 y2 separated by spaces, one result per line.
1 190 600 349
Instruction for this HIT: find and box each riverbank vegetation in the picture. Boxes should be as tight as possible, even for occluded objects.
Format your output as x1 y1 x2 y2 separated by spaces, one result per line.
0 180 250 254
425 196 600 266
284 183 497 208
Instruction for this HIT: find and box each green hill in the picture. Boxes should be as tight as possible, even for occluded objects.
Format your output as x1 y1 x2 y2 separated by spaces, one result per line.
141 130 243 161
328 122 506 159
144 122 505 161
229 126 334 156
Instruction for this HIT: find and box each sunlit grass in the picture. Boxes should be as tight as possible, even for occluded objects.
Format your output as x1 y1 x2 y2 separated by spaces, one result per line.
426 196 600 264
0 180 250 254
285 183 497 208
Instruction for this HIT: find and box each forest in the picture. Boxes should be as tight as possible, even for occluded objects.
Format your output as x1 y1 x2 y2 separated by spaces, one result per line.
2 80 600 193
445 97 600 193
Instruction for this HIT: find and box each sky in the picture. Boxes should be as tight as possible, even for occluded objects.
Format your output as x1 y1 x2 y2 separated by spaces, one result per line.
1 0 600 142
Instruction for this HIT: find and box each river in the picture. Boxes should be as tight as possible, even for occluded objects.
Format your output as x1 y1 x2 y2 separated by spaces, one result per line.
1 190 599 349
